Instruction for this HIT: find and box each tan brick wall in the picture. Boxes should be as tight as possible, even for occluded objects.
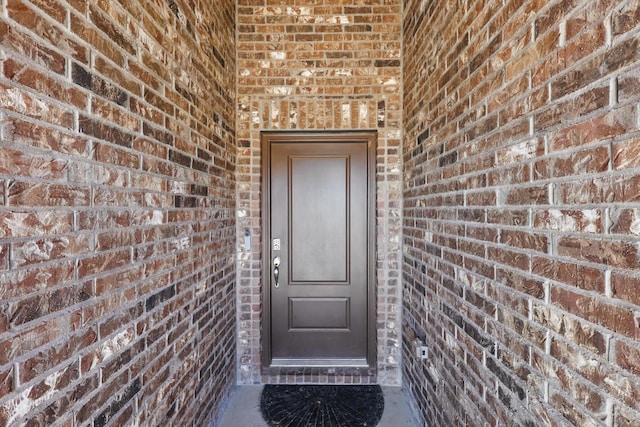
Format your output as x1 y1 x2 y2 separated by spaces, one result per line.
403 0 640 425
0 0 236 425
236 0 403 385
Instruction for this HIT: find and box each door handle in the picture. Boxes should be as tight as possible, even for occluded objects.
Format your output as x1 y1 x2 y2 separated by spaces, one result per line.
273 257 281 288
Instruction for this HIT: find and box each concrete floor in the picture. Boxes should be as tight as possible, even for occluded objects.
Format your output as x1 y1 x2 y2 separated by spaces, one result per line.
215 385 420 426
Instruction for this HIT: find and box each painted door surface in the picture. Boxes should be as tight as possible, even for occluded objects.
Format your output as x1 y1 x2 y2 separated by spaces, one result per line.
265 133 374 366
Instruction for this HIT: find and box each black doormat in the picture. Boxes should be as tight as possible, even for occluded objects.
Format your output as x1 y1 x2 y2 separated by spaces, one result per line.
260 384 384 427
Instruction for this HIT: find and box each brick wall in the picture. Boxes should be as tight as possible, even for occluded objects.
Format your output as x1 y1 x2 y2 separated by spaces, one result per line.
236 1 403 385
0 0 236 425
403 0 640 425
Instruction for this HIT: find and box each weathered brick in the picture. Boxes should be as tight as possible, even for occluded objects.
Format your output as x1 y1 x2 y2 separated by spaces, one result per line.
610 207 640 235
0 308 9 334
72 63 129 107
552 286 639 339
25 398 73 426
613 137 640 170
0 210 73 239
552 106 635 152
551 38 640 99
145 285 176 311
534 145 609 180
101 338 144 383
505 185 549 205
78 210 131 231
29 7 92 61
4 118 90 155
558 236 640 269
93 378 142 427
0 315 77 365
83 284 135 325
99 303 144 340
8 285 91 328
11 235 92 268
539 86 609 131
611 272 640 307
550 391 599 427
0 84 74 129
616 339 640 377
0 366 75 426
0 21 65 75
561 22 607 65
24 360 79 399
133 136 169 160
555 174 640 205
77 249 132 279
0 244 7 271
93 143 140 169
0 367 14 400
612 0 640 36
501 229 548 253
3 58 87 109
70 16 126 66
7 181 91 207
88 3 135 54
99 403 134 427
534 304 607 355
76 371 130 424
79 114 133 147
616 406 640 427
496 267 544 299
534 209 603 234
533 256 605 293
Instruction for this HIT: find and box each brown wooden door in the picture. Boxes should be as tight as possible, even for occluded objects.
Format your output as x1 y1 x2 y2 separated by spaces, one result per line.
262 132 376 368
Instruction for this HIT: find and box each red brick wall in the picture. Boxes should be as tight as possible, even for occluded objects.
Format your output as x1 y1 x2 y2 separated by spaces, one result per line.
0 0 236 425
236 1 403 385
403 0 640 425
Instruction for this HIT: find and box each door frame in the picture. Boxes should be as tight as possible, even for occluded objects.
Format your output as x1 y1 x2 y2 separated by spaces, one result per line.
260 130 377 370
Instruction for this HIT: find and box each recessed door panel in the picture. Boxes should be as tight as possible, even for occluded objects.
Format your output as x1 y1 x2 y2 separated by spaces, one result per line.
290 156 349 283
289 298 350 330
